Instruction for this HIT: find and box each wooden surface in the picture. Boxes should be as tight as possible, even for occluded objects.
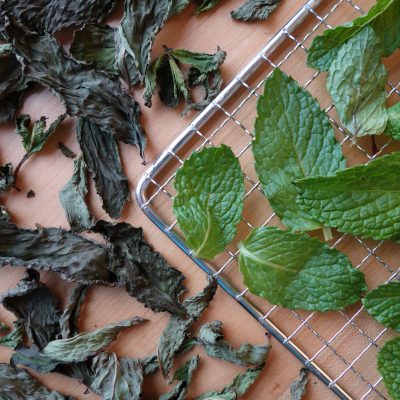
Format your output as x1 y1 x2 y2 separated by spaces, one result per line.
0 0 377 398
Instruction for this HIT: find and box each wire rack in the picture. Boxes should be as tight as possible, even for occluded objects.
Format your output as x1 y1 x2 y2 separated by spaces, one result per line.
136 1 400 399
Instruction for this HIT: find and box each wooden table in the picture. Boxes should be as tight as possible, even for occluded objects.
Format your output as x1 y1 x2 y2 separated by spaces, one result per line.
0 1 338 398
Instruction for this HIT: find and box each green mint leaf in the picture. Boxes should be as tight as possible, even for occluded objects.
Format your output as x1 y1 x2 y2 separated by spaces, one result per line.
197 320 270 366
174 145 244 259
385 102 400 140
295 152 400 241
231 0 281 22
253 69 345 231
362 282 400 331
196 365 264 400
290 368 309 400
0 320 23 349
378 337 400 400
59 156 94 232
238 227 366 311
326 27 388 138
77 118 129 220
307 0 400 71
195 0 223 14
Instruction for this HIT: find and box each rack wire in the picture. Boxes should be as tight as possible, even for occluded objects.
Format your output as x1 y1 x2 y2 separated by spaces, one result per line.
136 1 400 398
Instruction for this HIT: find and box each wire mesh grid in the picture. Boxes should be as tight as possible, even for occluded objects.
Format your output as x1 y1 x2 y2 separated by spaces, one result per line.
136 1 400 399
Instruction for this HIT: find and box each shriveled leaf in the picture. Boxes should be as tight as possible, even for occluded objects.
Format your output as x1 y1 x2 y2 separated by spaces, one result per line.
59 156 94 232
195 0 223 13
377 337 400 400
0 221 112 283
0 363 72 399
160 355 200 400
197 320 270 366
93 220 186 316
174 145 244 259
58 142 76 159
253 69 345 231
326 27 388 138
0 320 23 349
169 0 190 16
196 365 264 400
231 0 281 22
77 118 130 220
0 205 11 221
385 102 400 140
295 152 400 241
1 269 61 349
0 163 14 192
307 0 400 71
238 227 366 311
362 282 400 331
6 21 146 158
290 368 309 400
158 277 217 378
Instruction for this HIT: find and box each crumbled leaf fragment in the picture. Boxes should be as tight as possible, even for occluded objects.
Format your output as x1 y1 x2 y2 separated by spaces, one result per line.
195 0 223 13
58 142 76 159
26 190 35 198
290 368 309 400
0 320 23 349
231 0 281 22
362 282 400 331
295 152 400 241
174 145 244 259
169 0 190 16
377 337 400 400
253 69 345 231
59 156 94 232
0 205 11 221
198 320 270 366
385 102 400 140
0 163 15 192
238 227 366 311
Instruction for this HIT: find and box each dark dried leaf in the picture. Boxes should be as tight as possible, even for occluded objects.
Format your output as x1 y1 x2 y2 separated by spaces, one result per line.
77 118 129 219
11 345 60 373
1 269 61 349
93 220 186 316
143 353 159 375
169 0 190 16
59 156 94 232
58 142 76 159
0 363 73 399
6 21 146 158
0 221 113 283
290 368 309 400
0 322 7 331
158 277 217 378
0 204 11 221
197 320 270 367
26 189 35 198
231 0 281 22
0 163 14 191
0 320 23 349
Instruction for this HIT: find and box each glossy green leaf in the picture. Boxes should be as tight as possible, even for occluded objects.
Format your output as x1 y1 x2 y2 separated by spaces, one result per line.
295 152 400 240
238 227 366 311
0 320 23 349
326 27 388 138
307 0 400 71
59 156 94 232
363 282 400 331
290 368 308 400
385 102 400 140
253 69 345 231
174 145 244 259
231 0 281 22
378 337 400 400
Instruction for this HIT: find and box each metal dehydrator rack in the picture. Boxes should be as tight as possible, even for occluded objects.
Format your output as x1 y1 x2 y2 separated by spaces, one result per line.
136 1 400 399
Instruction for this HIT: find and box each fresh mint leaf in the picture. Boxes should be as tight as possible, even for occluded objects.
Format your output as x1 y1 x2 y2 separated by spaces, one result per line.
253 69 345 232
307 0 400 71
326 27 388 138
238 227 366 311
385 102 400 140
295 152 400 241
290 368 309 400
363 282 400 331
377 337 400 400
0 320 23 349
174 145 244 259
231 0 281 22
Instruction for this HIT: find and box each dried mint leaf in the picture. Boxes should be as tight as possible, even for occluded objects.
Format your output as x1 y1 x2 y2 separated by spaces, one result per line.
0 363 73 400
307 0 400 71
326 27 388 138
160 355 200 400
196 365 264 400
0 163 14 192
158 277 217 378
238 227 366 311
77 118 130 220
0 320 23 349
385 102 400 140
26 189 35 198
169 0 190 16
377 336 400 400
0 221 113 283
58 142 76 159
294 152 400 241
231 0 281 22
362 281 400 331
1 269 61 349
290 368 309 400
197 320 270 366
59 156 94 232
253 69 345 232
195 0 223 13
173 145 244 259
93 220 186 316
6 20 146 158
0 322 7 331
0 205 11 221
